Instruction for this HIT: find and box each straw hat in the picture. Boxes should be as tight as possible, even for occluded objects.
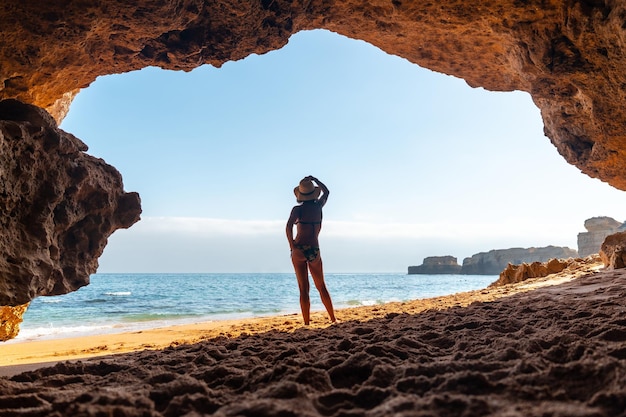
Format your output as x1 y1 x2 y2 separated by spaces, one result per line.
294 178 321 201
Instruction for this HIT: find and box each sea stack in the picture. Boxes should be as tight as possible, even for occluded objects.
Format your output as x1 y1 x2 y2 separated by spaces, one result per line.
408 256 462 275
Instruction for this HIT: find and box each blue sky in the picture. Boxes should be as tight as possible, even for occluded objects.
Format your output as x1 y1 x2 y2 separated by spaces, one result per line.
60 29 626 273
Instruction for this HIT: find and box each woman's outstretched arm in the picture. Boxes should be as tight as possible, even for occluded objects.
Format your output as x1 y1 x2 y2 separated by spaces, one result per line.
308 176 329 206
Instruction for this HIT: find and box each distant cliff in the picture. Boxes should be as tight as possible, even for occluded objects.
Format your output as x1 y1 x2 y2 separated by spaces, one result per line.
408 256 462 275
408 217 622 276
577 216 625 257
460 246 578 275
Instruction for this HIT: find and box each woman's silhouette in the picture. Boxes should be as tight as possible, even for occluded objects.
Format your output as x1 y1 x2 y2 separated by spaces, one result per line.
286 176 336 325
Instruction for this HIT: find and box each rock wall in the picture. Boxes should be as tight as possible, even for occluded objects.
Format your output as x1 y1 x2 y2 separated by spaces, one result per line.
0 100 141 306
461 246 578 275
2 1 626 313
408 256 462 275
577 216 625 257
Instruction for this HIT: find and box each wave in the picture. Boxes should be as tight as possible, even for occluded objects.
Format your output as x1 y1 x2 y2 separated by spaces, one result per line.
13 324 117 342
39 298 63 304
345 299 380 306
86 298 109 303
104 291 132 296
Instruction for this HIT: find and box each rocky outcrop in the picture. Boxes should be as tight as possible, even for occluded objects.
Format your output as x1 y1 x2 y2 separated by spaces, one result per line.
0 100 141 307
461 246 578 275
489 254 602 287
599 231 626 269
577 216 625 257
2 2 626 313
490 258 569 287
0 304 28 341
408 256 462 275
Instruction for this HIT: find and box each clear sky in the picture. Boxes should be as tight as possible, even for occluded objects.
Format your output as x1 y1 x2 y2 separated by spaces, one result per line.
60 29 626 273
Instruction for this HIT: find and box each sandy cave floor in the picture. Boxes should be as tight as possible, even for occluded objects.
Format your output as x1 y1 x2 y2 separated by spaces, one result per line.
1 262 626 416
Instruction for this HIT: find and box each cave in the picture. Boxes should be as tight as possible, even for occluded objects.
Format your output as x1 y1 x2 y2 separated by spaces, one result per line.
2 0 626 339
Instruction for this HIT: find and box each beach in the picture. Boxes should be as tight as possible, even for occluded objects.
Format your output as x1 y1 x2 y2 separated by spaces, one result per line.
2 258 625 416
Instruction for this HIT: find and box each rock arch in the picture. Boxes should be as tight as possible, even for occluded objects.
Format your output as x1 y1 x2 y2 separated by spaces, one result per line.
1 0 626 313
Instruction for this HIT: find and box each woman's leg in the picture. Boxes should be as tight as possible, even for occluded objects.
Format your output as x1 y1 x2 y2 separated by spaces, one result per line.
291 249 311 325
309 255 336 323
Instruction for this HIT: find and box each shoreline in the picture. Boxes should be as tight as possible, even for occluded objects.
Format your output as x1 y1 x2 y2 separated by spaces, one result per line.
11 272 496 345
0 259 600 374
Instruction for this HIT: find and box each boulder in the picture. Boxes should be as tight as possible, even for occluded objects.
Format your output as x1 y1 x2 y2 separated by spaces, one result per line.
599 231 626 269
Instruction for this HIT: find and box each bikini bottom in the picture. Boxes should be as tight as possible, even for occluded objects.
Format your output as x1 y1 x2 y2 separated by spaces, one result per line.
294 244 320 262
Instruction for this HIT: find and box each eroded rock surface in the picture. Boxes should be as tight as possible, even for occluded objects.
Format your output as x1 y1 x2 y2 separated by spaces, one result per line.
0 99 141 306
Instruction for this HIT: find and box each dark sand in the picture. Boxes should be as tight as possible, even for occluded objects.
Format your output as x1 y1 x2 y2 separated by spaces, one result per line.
1 261 626 416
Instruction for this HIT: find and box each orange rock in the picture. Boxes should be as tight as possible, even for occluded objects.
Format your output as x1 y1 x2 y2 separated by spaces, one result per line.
0 304 28 341
491 258 569 287
600 231 626 269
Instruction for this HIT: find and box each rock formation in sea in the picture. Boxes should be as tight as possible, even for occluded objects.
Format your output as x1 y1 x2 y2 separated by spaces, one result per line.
577 216 626 257
3 2 626 335
460 246 578 275
408 256 462 275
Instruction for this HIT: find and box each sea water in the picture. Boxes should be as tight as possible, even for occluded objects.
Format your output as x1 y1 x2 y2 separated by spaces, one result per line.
9 273 497 343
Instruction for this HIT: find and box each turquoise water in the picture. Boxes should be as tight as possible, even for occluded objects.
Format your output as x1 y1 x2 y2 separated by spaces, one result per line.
12 273 497 342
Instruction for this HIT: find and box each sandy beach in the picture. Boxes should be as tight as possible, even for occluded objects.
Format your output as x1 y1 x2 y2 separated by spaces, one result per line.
2 258 625 416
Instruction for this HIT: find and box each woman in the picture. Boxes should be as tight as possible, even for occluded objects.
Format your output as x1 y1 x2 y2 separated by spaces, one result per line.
286 176 336 325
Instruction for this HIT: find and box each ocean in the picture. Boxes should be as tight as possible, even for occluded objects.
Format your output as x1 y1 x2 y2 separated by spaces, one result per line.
10 273 497 343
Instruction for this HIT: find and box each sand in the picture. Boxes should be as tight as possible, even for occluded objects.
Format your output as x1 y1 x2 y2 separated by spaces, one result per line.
1 259 625 416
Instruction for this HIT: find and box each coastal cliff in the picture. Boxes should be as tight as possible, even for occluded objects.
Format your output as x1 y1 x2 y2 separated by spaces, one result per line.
410 246 578 276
